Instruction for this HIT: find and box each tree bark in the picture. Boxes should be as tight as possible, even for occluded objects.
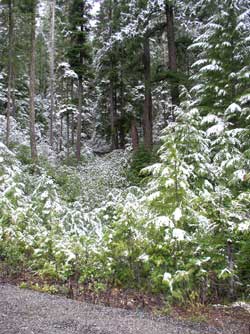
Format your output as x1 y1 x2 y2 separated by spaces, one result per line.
49 0 56 147
71 113 74 145
66 82 70 159
59 115 63 152
76 75 83 161
108 4 119 150
227 240 235 301
66 113 70 159
119 76 126 149
75 9 85 162
142 37 153 151
166 3 179 107
6 0 14 147
131 116 139 151
110 84 119 149
71 79 74 145
29 1 38 161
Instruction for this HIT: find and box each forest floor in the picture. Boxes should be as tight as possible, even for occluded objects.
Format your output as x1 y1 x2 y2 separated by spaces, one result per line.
1 284 250 334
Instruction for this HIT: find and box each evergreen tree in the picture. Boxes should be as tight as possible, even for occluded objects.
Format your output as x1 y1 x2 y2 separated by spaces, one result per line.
190 0 250 122
5 0 14 147
68 0 91 161
27 0 38 161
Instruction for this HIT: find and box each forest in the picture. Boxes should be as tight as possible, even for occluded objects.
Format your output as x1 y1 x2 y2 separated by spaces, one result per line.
0 0 250 311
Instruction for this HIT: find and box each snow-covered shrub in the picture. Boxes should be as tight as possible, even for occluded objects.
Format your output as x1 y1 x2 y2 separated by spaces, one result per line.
0 143 130 283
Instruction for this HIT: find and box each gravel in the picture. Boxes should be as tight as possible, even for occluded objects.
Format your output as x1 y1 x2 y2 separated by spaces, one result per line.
0 284 237 334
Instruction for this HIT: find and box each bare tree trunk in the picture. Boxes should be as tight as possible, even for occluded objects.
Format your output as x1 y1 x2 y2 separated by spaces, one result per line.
166 3 179 107
6 0 14 147
71 113 74 146
143 37 153 151
76 75 83 162
66 113 70 159
66 82 70 159
227 240 235 301
131 116 139 151
12 71 16 117
119 78 125 149
108 4 118 150
49 0 56 147
59 115 63 152
29 1 38 161
71 79 74 146
110 84 118 149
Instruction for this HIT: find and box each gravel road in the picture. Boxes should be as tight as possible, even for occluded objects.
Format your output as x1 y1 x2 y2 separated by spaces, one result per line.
0 284 234 334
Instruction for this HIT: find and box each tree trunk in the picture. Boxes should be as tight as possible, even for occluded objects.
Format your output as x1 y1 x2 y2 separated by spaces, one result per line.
227 240 235 301
166 3 179 108
142 37 153 151
29 1 38 161
6 0 14 147
76 75 83 162
49 0 56 147
66 113 70 159
71 113 74 145
119 79 126 149
110 83 118 149
131 116 139 151
12 70 16 117
59 115 63 152
108 4 118 150
71 79 74 145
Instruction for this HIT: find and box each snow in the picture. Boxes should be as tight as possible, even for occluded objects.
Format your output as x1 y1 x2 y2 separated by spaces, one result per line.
233 169 246 181
163 272 172 282
153 216 174 228
173 208 182 222
172 228 186 241
138 254 149 262
202 114 221 125
239 94 250 105
195 257 210 266
58 62 78 79
200 63 223 73
206 122 225 136
225 103 242 115
0 141 14 156
191 59 208 68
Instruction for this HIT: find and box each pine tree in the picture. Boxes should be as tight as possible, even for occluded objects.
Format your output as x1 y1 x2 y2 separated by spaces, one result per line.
28 0 38 161
49 0 56 147
5 0 14 147
190 0 250 122
68 0 91 162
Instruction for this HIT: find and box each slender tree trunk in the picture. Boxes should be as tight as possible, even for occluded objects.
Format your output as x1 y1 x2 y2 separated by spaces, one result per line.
110 83 118 149
114 88 119 148
131 116 139 151
166 3 179 107
49 0 56 147
227 240 235 301
108 4 118 150
71 113 74 145
71 79 74 145
75 12 85 163
12 70 16 117
66 82 70 159
119 78 126 149
59 115 63 152
66 113 70 159
29 1 38 161
76 75 83 161
143 37 153 151
6 0 14 147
